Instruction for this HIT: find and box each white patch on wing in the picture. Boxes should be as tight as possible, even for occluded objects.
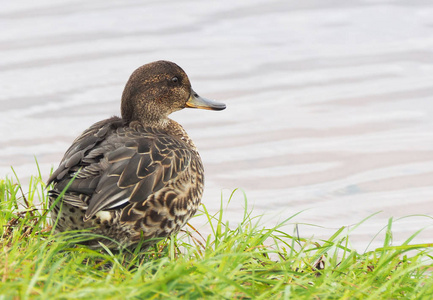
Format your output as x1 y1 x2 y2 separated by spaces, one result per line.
95 211 112 222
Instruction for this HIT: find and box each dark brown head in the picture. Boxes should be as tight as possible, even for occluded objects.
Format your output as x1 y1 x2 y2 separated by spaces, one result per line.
121 60 225 127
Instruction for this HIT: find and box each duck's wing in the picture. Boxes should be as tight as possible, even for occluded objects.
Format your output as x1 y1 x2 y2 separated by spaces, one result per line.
48 121 193 221
47 117 123 186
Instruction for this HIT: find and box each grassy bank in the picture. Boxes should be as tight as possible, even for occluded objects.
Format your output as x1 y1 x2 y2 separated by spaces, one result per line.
1 169 433 299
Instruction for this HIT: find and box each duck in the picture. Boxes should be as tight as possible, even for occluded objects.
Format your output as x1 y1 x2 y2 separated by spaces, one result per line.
47 60 226 249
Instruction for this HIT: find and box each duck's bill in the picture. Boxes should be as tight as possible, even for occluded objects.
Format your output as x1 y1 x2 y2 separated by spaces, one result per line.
185 90 226 111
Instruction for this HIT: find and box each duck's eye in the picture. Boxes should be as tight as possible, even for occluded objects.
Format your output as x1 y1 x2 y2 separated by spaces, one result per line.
171 77 179 83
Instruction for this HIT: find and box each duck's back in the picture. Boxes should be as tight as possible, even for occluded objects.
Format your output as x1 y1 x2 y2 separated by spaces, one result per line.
48 117 204 248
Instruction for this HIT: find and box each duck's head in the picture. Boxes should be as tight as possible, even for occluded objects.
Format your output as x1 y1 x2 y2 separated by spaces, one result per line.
121 60 226 127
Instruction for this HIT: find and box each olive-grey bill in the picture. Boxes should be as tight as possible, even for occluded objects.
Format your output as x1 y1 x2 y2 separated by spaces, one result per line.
185 90 226 111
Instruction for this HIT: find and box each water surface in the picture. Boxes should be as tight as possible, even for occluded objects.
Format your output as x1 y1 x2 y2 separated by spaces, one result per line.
1 0 433 250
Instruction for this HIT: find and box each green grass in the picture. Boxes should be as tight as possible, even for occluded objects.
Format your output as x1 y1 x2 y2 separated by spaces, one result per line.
1 167 433 299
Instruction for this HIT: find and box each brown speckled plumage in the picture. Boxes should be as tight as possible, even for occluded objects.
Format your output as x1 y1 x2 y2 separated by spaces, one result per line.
47 61 225 249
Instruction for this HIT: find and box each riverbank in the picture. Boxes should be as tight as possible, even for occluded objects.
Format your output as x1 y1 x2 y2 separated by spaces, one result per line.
1 171 433 298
